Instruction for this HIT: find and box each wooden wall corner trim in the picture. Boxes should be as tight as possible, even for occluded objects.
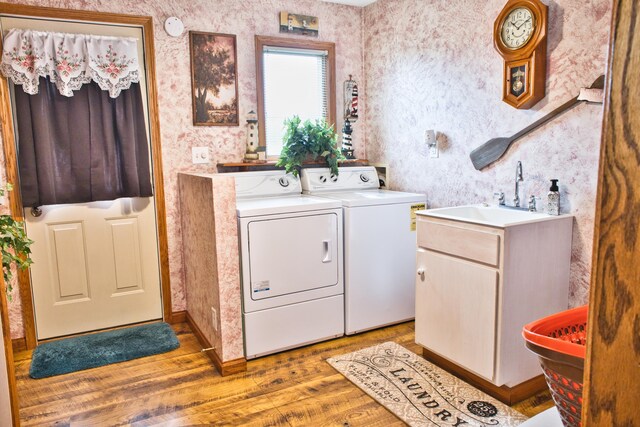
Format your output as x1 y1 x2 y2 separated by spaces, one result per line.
0 276 20 426
10 338 26 354
582 0 640 425
169 311 186 324
185 311 246 377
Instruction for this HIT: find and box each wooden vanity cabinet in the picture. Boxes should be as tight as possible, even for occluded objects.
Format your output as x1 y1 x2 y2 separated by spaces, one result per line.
414 213 573 403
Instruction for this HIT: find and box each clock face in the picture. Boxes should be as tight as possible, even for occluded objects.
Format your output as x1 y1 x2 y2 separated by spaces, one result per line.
500 7 536 49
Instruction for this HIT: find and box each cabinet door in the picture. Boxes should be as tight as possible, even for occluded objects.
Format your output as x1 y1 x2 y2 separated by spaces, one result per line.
415 249 498 381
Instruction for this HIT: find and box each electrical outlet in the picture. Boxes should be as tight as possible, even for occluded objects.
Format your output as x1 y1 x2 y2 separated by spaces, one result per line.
211 307 218 331
192 146 210 164
429 144 439 158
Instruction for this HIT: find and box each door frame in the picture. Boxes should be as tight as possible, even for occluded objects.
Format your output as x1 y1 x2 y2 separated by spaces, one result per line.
0 2 173 349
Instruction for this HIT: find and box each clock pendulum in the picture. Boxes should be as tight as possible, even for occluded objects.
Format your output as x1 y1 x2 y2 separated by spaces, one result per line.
510 66 526 97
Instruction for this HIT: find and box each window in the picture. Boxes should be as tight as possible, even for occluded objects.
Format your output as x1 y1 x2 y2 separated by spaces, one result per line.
256 36 335 158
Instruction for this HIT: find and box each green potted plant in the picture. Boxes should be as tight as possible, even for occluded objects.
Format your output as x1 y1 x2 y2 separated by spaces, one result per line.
276 116 345 177
0 183 33 297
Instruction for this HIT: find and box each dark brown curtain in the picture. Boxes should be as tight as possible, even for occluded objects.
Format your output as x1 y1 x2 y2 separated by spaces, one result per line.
14 77 153 207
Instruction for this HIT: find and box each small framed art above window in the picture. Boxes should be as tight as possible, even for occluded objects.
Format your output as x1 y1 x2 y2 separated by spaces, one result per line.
255 36 336 158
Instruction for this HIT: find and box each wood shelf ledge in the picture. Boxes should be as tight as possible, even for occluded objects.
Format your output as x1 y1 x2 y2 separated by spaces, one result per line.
217 159 369 173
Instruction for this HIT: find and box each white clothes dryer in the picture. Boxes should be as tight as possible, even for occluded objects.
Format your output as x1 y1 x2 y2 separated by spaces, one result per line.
301 166 426 335
230 170 344 359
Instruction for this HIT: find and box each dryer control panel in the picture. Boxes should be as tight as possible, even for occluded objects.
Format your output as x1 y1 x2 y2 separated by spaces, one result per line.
227 170 302 199
300 167 379 193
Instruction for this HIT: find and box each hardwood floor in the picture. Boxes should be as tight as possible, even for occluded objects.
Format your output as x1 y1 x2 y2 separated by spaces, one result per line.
13 322 552 426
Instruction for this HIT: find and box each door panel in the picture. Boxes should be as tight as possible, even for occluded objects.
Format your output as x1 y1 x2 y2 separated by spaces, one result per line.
48 222 90 301
415 249 498 381
28 199 162 339
108 218 144 292
247 213 339 300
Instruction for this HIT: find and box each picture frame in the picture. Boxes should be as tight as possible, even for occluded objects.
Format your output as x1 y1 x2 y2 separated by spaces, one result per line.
279 12 319 37
189 31 239 126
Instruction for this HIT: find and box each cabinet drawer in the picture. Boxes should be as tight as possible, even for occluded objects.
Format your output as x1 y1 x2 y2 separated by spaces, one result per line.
417 219 500 266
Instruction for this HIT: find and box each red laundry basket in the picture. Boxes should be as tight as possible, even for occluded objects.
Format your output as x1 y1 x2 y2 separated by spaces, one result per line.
522 305 588 427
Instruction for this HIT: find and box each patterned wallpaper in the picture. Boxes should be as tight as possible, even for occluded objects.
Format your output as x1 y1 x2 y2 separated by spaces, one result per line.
362 0 611 307
3 0 613 340
4 0 365 338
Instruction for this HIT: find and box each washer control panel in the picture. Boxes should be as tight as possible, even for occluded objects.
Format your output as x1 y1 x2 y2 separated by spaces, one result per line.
300 167 379 193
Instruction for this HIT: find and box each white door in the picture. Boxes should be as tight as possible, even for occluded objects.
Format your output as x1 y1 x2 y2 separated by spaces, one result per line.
415 249 498 381
1 16 163 340
26 199 162 339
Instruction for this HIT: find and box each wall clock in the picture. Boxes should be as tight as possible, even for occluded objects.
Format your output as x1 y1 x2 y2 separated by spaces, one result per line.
493 0 548 109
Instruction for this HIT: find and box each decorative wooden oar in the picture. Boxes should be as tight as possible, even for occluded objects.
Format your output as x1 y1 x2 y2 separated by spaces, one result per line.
470 75 606 170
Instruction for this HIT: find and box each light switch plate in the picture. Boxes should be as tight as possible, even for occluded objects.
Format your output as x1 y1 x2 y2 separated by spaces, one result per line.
425 130 439 158
424 130 436 146
192 146 210 164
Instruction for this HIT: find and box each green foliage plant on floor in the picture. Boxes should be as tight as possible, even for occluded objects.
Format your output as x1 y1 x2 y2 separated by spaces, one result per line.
0 183 33 298
276 116 345 177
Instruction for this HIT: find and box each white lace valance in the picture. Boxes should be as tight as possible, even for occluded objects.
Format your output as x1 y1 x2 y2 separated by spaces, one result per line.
1 29 140 98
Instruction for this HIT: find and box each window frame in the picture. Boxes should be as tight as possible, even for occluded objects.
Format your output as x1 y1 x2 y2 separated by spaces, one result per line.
255 35 336 158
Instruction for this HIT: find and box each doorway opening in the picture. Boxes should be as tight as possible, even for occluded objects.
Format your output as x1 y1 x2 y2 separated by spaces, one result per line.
0 6 172 348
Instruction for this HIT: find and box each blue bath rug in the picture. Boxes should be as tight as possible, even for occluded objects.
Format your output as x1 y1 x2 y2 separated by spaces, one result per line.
29 322 180 379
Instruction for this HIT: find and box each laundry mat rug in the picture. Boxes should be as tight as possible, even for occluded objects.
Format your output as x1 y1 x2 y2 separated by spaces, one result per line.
30 322 180 379
327 342 528 426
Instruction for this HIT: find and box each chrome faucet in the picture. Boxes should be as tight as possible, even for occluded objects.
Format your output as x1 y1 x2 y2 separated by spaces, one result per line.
514 161 523 208
494 161 541 212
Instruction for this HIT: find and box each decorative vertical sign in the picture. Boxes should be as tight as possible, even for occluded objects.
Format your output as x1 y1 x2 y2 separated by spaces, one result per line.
279 12 319 37
344 76 358 122
342 75 358 159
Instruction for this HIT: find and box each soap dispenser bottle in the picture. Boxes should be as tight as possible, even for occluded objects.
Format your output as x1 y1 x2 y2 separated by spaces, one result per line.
547 179 560 215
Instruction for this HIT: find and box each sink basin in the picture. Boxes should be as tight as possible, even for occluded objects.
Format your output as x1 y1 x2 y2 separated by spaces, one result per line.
418 205 567 227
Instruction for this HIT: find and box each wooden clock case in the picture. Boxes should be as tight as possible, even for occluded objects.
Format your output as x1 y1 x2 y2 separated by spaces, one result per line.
494 0 548 109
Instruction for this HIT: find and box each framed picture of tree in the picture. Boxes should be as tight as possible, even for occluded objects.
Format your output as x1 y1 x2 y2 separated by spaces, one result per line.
189 31 239 126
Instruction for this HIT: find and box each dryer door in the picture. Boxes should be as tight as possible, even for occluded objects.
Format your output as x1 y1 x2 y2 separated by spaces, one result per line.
246 212 339 300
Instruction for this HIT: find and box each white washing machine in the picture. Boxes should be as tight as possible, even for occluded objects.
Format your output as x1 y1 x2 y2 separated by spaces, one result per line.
301 166 426 335
230 170 344 359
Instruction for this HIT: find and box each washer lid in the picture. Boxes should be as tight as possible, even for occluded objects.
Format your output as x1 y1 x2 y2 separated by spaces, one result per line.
236 195 342 217
313 189 426 207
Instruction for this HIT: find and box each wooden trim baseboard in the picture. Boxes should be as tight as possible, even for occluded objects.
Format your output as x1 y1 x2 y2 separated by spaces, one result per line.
421 347 547 405
11 337 26 354
185 311 246 376
169 311 186 324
